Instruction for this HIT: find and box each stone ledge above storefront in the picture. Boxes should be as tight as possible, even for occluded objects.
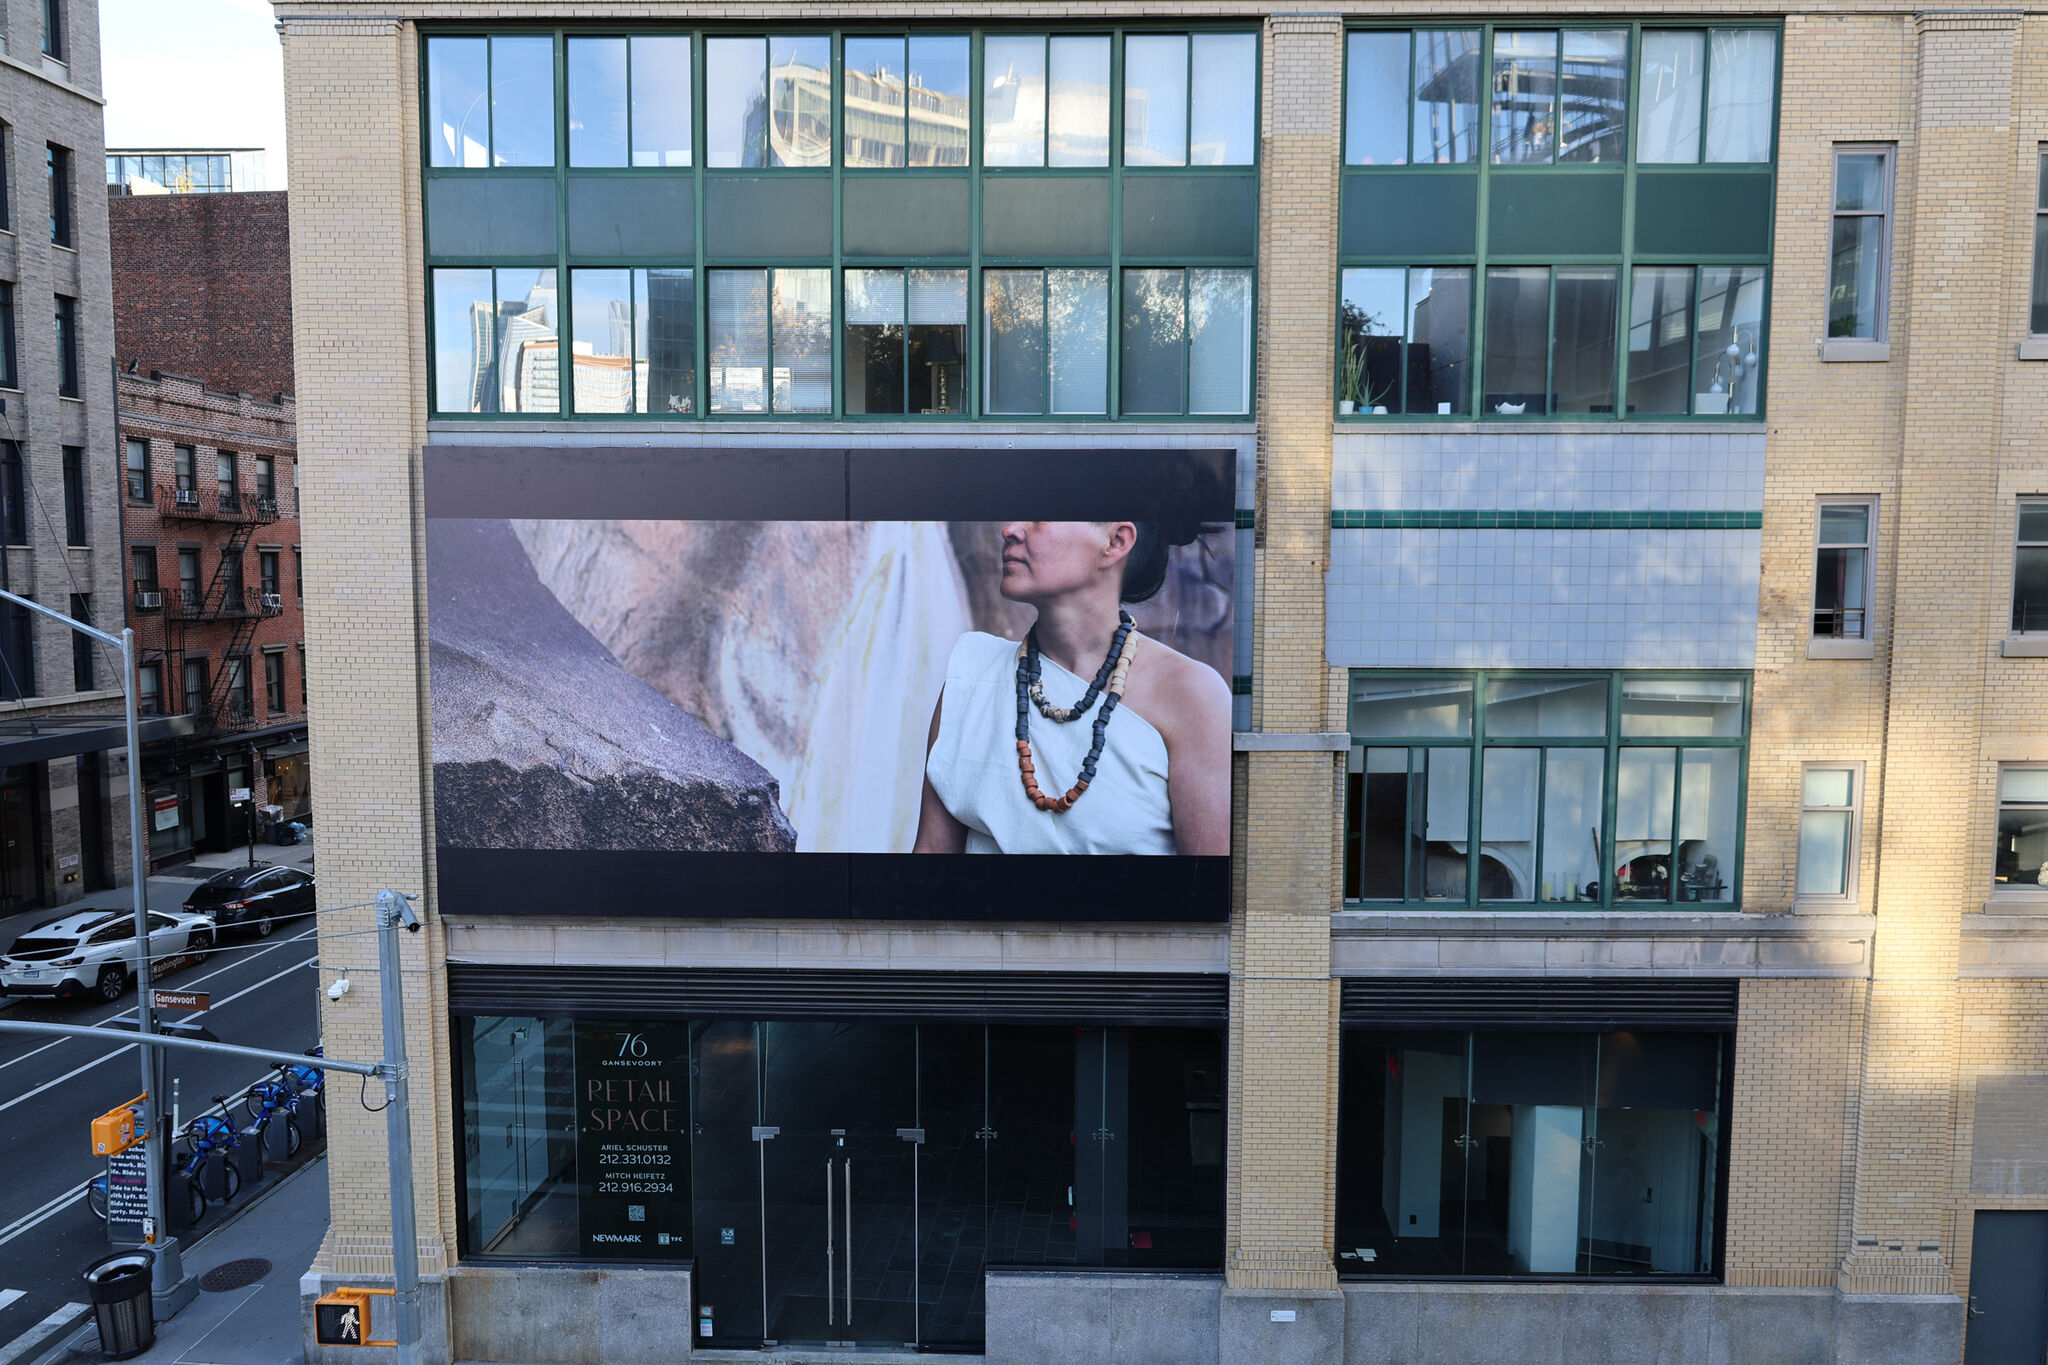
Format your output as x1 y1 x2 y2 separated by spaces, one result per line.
1331 910 1873 977
444 917 1231 975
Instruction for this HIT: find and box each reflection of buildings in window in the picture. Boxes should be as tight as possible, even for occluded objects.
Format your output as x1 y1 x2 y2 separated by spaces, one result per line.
495 282 559 413
767 58 831 167
842 62 970 166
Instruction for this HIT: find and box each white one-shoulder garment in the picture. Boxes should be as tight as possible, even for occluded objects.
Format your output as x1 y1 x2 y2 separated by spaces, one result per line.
925 631 1174 856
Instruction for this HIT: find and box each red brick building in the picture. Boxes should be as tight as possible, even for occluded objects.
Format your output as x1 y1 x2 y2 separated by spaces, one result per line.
111 194 305 866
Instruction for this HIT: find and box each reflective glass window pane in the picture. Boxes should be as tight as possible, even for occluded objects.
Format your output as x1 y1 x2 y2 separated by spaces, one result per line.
1340 267 1404 415
1559 29 1627 163
706 38 766 167
491 36 556 167
1704 30 1776 163
459 1017 580 1259
1678 749 1737 902
1481 747 1539 900
567 38 628 167
1346 32 1409 166
2015 544 2048 633
1187 269 1251 416
1620 677 1744 737
1798 810 1852 897
1190 34 1256 166
1484 677 1608 737
1585 1033 1723 1273
2020 503 2048 543
1834 152 1887 211
1414 30 1482 164
1615 748 1675 901
1636 30 1703 164
908 37 971 168
1423 749 1472 900
1408 267 1472 415
427 37 490 167
1124 35 1189 166
1123 1029 1226 1267
432 268 494 413
1814 544 1868 640
1048 37 1111 167
1818 504 1869 545
1828 214 1885 339
1553 267 1618 415
1350 675 1475 738
1805 766 1853 808
2032 215 2048 335
984 269 1044 415
1542 749 1605 902
1626 266 1693 416
638 268 696 414
845 37 908 168
1335 1031 1471 1269
708 269 768 413
1695 266 1765 415
493 269 559 413
908 269 967 415
771 268 832 413
1047 268 1109 415
631 36 694 167
2002 768 2048 803
1483 266 1550 415
569 268 633 414
1120 269 1185 415
1352 748 1411 899
984 36 1046 167
1491 31 1557 165
845 268 906 415
1996 802 2048 886
768 37 831 168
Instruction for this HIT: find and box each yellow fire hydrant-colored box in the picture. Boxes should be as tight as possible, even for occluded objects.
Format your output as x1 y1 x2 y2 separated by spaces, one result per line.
89 1096 144 1156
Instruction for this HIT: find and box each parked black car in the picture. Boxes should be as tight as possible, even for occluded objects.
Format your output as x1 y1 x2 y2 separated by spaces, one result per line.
182 864 316 937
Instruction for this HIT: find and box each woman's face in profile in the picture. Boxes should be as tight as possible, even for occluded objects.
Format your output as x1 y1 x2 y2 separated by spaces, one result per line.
998 521 1129 603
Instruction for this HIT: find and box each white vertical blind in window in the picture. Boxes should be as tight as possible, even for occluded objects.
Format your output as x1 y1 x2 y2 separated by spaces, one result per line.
1635 31 1704 163
907 269 967 325
1704 30 1776 163
1187 270 1252 415
1048 269 1109 415
709 270 769 413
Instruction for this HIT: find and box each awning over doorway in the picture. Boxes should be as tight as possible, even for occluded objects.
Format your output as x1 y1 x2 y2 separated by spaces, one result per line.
0 711 195 766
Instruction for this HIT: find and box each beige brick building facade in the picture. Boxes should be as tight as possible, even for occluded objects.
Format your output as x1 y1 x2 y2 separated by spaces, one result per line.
278 3 2048 1362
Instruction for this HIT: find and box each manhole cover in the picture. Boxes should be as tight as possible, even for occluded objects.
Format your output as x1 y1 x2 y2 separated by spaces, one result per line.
199 1258 272 1292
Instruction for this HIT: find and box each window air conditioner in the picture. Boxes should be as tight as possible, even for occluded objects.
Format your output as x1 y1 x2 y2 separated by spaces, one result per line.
134 590 161 610
173 488 199 506
260 592 283 610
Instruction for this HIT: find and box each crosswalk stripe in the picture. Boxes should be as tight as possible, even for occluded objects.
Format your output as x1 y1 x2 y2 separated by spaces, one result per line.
0 1302 89 1365
0 1290 21 1313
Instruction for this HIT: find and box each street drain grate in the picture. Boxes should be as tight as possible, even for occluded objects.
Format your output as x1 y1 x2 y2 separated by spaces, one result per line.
199 1258 272 1292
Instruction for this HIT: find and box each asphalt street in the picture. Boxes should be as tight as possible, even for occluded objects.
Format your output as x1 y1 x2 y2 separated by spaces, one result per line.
0 850 322 1363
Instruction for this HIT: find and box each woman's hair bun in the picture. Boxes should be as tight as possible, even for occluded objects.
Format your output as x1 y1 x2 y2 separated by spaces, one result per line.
1121 520 1218 604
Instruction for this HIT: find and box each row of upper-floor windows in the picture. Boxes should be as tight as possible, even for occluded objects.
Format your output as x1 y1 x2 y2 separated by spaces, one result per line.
425 29 1257 173
430 264 1252 420
1344 26 1778 167
123 438 288 510
135 647 298 721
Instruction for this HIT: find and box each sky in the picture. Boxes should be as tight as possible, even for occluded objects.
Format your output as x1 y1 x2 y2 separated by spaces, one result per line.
100 0 288 185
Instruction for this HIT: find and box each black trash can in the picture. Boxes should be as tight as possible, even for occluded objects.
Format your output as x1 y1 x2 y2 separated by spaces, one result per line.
82 1248 155 1359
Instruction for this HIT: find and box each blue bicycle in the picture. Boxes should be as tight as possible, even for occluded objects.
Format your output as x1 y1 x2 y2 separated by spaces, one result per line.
242 1074 304 1159
83 1099 238 1224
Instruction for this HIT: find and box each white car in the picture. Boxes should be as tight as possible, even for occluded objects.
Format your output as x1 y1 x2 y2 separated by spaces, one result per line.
0 908 217 1003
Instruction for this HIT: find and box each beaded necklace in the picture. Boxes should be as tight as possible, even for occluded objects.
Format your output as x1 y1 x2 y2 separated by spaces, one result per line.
1013 615 1140 813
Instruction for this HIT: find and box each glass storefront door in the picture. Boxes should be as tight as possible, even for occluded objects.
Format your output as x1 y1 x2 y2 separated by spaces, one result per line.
758 1022 921 1347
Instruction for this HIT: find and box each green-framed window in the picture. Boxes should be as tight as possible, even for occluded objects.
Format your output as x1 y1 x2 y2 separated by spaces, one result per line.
422 27 1259 421
1338 23 1777 421
1343 670 1751 908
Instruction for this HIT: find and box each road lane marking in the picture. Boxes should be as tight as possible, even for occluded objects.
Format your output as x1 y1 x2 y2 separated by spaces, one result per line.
0 1289 21 1312
191 956 317 1018
0 1303 89 1365
0 1044 137 1118
0 928 316 1075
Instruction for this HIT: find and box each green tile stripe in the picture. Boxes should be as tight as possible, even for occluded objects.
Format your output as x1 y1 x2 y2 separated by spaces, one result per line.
1233 675 1252 696
1329 509 1764 531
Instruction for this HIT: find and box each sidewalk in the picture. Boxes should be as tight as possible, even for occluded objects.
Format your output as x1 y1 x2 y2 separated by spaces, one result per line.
37 1155 327 1365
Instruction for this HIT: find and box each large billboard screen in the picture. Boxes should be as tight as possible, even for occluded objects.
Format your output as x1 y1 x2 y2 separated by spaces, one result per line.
425 447 1235 920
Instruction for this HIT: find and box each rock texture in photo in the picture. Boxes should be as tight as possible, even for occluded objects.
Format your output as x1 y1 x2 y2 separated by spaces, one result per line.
428 518 796 852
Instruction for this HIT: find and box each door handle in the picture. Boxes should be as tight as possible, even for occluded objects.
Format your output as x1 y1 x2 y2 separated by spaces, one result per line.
1967 1295 1984 1317
844 1157 854 1326
825 1157 836 1328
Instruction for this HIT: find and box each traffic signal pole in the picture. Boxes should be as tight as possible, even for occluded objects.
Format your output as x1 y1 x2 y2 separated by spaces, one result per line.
0 888 425 1365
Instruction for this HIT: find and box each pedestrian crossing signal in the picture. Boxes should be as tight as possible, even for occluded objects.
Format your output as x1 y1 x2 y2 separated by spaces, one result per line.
314 1289 394 1347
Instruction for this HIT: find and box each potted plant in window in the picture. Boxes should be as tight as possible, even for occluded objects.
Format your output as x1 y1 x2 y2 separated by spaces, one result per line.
1338 333 1366 415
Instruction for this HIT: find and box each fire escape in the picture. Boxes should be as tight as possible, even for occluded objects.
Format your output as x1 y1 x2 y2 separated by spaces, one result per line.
156 483 285 732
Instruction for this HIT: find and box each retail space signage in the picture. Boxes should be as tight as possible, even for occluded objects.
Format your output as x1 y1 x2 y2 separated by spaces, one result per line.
423 446 1235 921
573 1023 691 1259
152 795 179 831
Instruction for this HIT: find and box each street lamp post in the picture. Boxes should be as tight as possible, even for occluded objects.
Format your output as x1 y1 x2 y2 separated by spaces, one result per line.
0 590 190 1312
